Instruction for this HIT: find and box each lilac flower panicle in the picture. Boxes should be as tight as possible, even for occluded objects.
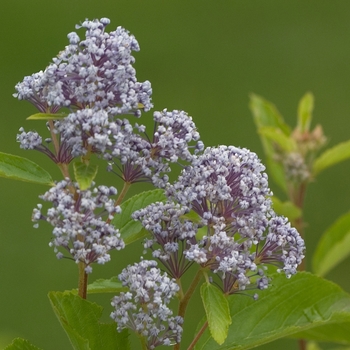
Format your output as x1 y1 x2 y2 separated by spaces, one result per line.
17 126 74 164
132 202 198 278
256 216 305 278
32 180 124 273
168 145 272 241
111 260 183 348
161 146 305 294
14 18 152 115
107 109 204 187
15 18 153 163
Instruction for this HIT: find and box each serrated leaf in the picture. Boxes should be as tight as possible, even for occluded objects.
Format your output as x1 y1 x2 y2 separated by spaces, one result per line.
0 152 53 185
27 112 67 120
297 92 314 133
249 94 289 193
249 94 291 134
258 126 297 152
194 272 350 350
70 277 127 295
87 277 127 294
265 156 288 193
112 189 166 245
291 322 350 345
196 226 208 240
200 283 231 345
3 338 43 350
181 210 202 223
313 140 350 175
73 161 98 190
271 196 302 221
49 291 130 350
313 212 350 276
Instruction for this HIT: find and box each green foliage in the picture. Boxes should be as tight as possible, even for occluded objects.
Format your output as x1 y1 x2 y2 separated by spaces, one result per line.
200 282 231 345
26 113 67 120
4 338 43 350
0 152 53 185
313 140 350 175
112 189 166 245
86 277 127 294
249 93 291 134
70 277 127 295
313 211 350 276
271 196 302 221
258 126 297 152
48 291 130 350
297 92 314 133
73 161 98 190
195 273 350 349
249 93 289 192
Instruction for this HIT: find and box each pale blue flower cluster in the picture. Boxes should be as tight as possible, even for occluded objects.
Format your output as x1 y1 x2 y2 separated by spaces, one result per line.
135 146 305 294
14 18 152 115
32 180 124 273
110 260 183 348
15 18 305 347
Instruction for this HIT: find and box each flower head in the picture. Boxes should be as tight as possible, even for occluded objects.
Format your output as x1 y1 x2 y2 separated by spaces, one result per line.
32 179 124 272
133 202 197 278
107 109 204 187
14 18 152 116
138 145 305 294
111 260 183 348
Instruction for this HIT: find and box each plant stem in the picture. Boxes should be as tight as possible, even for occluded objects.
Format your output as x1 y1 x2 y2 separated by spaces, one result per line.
298 339 306 350
115 181 131 206
289 182 307 350
187 321 208 350
173 269 203 350
48 120 60 156
137 334 148 350
78 261 88 299
178 268 203 319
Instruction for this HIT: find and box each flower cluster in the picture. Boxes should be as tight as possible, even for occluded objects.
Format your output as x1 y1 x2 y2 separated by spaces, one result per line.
15 18 306 348
14 18 152 115
106 109 204 187
133 202 198 278
32 180 124 273
15 18 152 163
135 146 305 294
110 260 183 348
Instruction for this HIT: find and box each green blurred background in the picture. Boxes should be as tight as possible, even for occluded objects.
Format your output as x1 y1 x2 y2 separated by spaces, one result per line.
1 1 350 349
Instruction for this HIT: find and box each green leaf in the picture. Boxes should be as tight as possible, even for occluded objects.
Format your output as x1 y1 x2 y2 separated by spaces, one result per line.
258 126 297 152
200 283 231 345
249 94 290 193
249 94 291 135
70 277 127 295
313 140 350 175
48 291 130 350
291 322 350 345
306 341 322 350
112 189 166 245
297 92 314 133
73 161 98 190
181 209 202 224
313 211 350 276
271 196 302 221
265 156 288 193
27 112 67 120
87 277 127 294
196 226 208 241
194 272 350 349
4 338 43 350
0 152 53 185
